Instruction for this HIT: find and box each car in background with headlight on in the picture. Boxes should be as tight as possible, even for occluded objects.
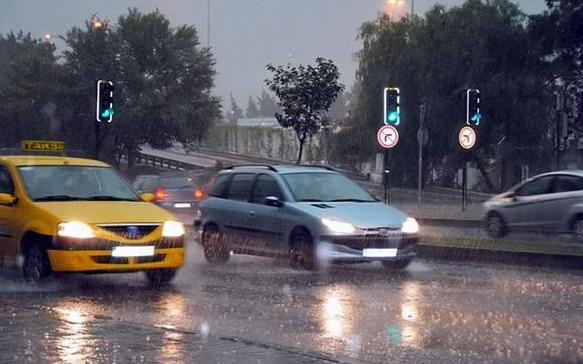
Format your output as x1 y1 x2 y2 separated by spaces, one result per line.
194 164 418 270
133 172 210 223
0 155 186 285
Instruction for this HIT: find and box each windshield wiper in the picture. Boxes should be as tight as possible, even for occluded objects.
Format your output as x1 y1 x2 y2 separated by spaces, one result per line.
86 195 140 201
35 195 87 202
298 199 325 202
328 198 373 202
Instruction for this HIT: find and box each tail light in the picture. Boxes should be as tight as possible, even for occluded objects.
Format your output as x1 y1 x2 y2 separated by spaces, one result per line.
154 187 167 201
194 188 204 200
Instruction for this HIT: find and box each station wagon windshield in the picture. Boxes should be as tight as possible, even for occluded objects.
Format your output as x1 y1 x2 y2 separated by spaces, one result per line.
18 166 140 201
282 172 377 202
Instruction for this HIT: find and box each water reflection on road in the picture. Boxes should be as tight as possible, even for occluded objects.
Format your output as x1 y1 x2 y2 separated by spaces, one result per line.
2 242 583 364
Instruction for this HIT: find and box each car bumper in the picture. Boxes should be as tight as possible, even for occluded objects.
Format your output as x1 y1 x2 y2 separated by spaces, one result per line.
47 247 185 272
317 234 417 262
47 237 185 272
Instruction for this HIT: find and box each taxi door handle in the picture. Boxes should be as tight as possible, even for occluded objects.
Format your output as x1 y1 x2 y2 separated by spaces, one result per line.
249 211 256 217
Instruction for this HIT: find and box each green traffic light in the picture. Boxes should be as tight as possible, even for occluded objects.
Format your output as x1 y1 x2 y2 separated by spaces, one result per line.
388 111 399 123
101 108 113 118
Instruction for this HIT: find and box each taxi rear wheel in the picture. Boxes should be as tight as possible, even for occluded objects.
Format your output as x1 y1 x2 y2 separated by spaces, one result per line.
202 224 230 263
145 269 177 287
23 244 51 282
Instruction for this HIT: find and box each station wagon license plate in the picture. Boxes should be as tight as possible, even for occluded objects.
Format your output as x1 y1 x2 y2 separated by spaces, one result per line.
111 246 155 257
174 203 191 208
362 248 397 258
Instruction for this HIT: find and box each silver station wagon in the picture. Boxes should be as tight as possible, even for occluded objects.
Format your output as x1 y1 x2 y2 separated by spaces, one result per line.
194 165 418 270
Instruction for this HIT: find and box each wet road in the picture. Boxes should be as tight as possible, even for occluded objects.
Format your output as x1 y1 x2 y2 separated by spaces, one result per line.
1 237 583 364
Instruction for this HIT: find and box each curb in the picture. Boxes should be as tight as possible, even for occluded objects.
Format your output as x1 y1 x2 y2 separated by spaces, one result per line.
416 217 483 228
417 245 583 270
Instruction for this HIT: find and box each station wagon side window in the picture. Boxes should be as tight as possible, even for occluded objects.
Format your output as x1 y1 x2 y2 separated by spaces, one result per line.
515 176 554 197
251 174 283 203
227 173 255 201
551 175 583 194
0 165 15 195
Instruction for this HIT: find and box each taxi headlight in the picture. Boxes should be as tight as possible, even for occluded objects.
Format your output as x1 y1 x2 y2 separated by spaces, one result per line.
321 218 355 234
162 221 185 238
57 222 95 239
401 218 419 234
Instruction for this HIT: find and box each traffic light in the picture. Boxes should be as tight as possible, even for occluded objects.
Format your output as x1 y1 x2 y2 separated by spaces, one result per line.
96 80 114 122
466 89 481 125
384 87 400 125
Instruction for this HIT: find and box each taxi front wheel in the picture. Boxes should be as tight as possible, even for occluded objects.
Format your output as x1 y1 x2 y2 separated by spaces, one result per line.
23 244 52 282
145 269 177 287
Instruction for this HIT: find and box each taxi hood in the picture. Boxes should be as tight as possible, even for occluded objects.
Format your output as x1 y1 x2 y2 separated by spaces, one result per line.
36 201 175 224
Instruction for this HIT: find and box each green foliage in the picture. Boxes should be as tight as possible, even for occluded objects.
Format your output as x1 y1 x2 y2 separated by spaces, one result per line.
0 32 63 147
245 96 260 118
351 0 552 190
228 93 243 123
265 57 345 163
256 89 280 118
0 9 220 166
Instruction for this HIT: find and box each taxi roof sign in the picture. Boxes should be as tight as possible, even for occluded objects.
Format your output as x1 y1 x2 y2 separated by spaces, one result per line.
21 140 66 152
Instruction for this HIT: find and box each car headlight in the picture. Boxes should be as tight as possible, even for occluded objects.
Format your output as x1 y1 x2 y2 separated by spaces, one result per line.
322 218 355 234
57 221 95 239
401 218 419 234
162 221 185 238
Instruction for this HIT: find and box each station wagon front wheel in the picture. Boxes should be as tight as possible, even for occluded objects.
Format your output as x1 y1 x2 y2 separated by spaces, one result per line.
289 231 317 271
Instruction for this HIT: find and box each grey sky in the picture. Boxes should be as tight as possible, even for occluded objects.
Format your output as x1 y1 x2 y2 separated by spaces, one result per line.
0 0 547 110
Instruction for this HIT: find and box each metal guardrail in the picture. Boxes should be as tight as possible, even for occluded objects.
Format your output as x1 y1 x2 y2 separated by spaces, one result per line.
135 152 198 171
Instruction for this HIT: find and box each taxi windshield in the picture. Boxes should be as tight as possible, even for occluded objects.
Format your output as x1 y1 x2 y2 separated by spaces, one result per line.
18 165 140 202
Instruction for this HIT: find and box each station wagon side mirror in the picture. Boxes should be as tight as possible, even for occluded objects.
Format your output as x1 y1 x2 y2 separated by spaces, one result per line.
506 192 517 201
140 193 155 202
264 196 283 208
0 193 17 206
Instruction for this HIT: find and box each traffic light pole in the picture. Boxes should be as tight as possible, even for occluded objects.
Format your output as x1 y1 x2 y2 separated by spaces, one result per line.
95 121 100 159
462 163 467 211
384 149 391 205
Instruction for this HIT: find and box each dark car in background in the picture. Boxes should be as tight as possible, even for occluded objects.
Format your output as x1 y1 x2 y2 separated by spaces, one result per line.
133 172 213 223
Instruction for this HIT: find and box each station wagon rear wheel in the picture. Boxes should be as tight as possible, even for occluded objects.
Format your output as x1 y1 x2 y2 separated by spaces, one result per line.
202 224 230 263
22 244 51 282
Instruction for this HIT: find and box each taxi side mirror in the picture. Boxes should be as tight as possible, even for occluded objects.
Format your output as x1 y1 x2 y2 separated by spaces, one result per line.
140 193 155 202
0 193 17 206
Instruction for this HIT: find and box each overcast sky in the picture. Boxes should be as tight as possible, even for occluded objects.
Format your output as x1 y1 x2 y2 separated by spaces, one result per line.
0 0 547 110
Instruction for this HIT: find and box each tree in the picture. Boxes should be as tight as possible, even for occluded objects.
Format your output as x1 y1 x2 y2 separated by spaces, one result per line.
228 93 243 123
530 0 583 141
256 89 279 117
245 96 260 118
353 0 552 191
61 9 220 166
0 32 64 148
265 57 345 164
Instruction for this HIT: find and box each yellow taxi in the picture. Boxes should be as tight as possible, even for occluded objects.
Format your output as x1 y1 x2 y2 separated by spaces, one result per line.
0 155 185 284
